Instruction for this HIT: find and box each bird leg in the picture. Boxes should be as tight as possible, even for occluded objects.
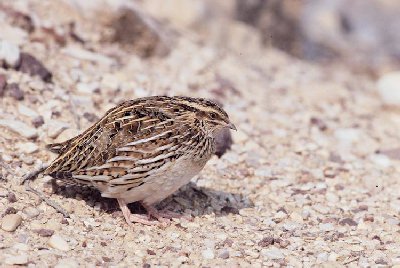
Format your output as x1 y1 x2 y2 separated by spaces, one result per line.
140 202 182 223
117 198 157 226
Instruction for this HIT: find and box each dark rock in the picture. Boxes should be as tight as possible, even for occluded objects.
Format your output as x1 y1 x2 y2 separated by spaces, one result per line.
310 117 327 131
258 236 275 247
34 228 54 237
31 116 45 128
223 239 234 247
375 258 388 265
214 128 233 158
3 207 17 216
147 249 156 255
111 6 169 57
339 218 358 226
221 206 239 214
83 112 99 123
102 257 111 262
11 11 34 33
7 192 17 203
377 148 400 160
0 74 6 96
17 53 52 82
7 83 24 100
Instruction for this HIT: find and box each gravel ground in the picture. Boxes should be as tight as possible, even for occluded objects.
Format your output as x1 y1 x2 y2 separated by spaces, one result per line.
1 1 400 267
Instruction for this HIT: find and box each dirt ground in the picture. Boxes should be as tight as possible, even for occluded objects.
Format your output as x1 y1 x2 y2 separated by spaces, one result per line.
1 1 400 267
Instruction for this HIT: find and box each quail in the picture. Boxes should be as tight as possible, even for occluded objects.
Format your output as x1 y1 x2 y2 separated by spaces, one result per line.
44 96 236 225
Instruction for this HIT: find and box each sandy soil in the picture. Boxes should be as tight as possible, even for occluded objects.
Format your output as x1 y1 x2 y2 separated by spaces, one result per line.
1 1 400 267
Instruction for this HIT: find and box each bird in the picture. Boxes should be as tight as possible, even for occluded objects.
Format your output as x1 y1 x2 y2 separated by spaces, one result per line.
44 96 236 225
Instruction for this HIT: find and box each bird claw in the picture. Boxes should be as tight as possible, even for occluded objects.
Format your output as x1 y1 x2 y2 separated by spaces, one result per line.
118 198 187 227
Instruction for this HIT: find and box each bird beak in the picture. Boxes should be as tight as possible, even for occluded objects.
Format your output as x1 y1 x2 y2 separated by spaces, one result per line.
227 122 237 131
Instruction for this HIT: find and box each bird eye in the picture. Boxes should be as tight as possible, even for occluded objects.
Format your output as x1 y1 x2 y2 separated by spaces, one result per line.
210 112 217 119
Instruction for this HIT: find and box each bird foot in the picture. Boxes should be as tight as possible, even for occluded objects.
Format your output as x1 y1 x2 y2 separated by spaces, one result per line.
141 202 183 224
117 199 184 227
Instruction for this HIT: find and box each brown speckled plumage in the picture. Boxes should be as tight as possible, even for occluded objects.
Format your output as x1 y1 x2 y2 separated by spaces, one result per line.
45 96 236 225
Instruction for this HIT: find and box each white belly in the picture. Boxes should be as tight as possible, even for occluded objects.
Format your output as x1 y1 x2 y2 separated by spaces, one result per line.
108 155 210 205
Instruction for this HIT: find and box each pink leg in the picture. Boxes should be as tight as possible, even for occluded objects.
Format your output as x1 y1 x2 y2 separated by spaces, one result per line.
141 202 184 223
117 199 157 226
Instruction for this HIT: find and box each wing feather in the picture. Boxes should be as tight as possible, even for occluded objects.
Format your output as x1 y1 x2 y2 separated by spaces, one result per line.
44 102 187 194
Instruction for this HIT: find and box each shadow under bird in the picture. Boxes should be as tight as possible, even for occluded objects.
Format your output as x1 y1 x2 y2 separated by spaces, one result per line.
44 96 236 225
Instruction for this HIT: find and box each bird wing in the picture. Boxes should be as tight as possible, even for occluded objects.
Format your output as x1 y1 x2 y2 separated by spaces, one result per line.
44 101 193 192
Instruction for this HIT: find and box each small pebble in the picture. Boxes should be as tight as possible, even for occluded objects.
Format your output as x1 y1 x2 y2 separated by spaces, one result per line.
202 248 215 259
4 254 28 265
258 236 274 247
262 247 284 260
0 74 7 96
339 218 358 226
7 83 24 100
218 249 230 259
54 258 79 268
0 119 38 139
23 207 40 218
32 116 45 128
1 214 23 232
0 40 21 67
377 71 400 106
7 192 17 203
34 228 55 237
17 142 39 154
283 221 300 231
49 234 71 251
18 52 52 82
319 223 335 232
18 103 39 117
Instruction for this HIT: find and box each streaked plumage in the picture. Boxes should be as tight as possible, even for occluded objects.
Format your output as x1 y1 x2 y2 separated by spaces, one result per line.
44 96 236 225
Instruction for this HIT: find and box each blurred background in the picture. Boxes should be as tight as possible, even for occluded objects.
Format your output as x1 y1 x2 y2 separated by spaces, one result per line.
1 0 400 267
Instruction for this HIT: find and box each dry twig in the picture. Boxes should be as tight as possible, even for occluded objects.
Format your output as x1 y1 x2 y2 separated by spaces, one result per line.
25 181 70 218
20 163 49 185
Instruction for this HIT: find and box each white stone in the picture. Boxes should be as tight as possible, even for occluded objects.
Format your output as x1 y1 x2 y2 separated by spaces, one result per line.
49 234 71 251
290 212 304 223
4 254 28 265
23 207 40 218
1 214 23 232
349 245 364 252
76 82 99 94
18 103 39 118
218 249 229 259
0 39 21 67
202 248 215 259
62 45 114 66
254 167 272 178
283 221 301 231
316 252 328 262
46 120 70 139
377 71 400 105
328 252 338 261
369 154 391 168
334 128 360 145
17 142 39 154
55 128 80 143
13 243 30 251
0 119 38 139
0 25 28 45
54 258 79 268
2 154 13 162
101 73 120 90
262 247 285 260
319 223 335 232
326 192 339 203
